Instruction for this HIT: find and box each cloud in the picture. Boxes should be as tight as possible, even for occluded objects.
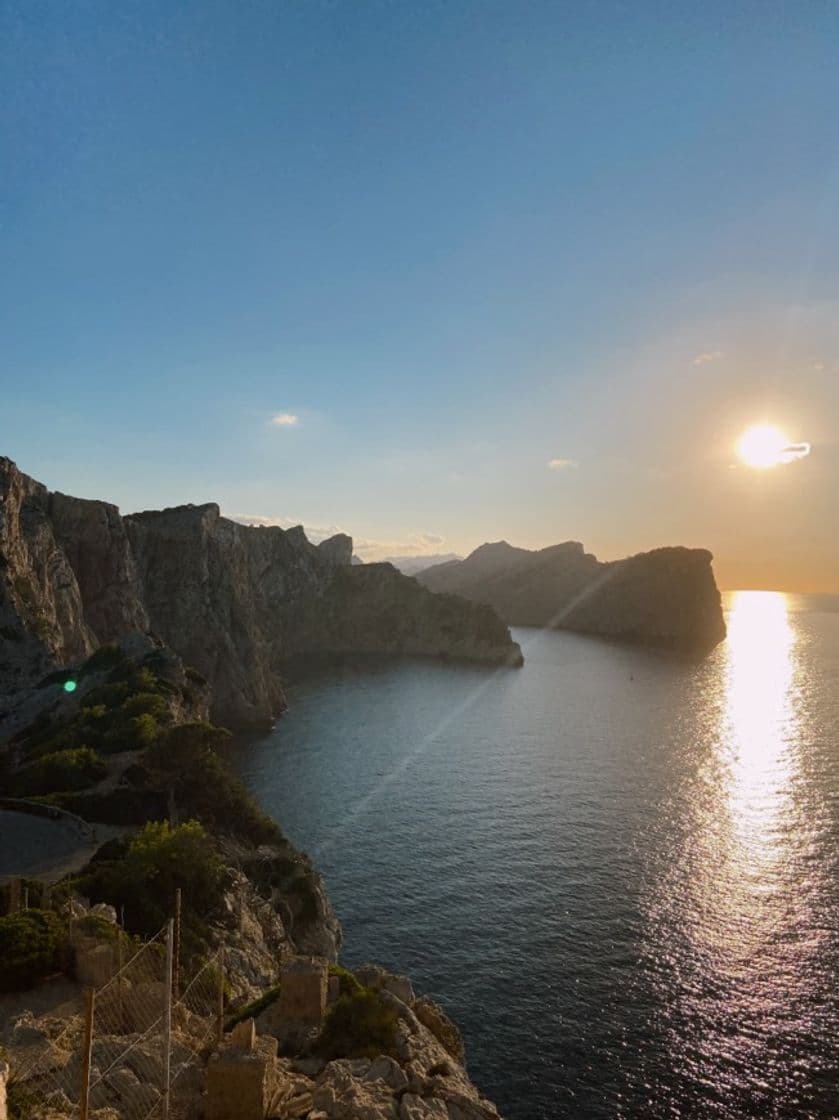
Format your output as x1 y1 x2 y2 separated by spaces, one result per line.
353 532 447 562
232 514 343 541
692 350 724 366
548 458 578 470
269 412 299 427
779 442 811 463
813 361 826 372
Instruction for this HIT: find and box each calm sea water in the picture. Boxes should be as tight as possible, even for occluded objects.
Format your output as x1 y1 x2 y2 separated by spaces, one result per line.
228 592 839 1119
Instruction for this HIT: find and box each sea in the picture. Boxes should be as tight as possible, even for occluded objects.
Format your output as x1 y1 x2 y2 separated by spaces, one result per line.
227 591 839 1119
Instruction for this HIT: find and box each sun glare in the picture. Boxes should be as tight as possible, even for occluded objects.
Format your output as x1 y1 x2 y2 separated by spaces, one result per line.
735 423 804 469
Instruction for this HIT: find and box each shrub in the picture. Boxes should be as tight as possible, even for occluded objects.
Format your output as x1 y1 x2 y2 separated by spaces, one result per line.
147 723 280 845
0 909 66 991
316 987 399 1060
14 746 106 796
80 644 131 679
329 963 364 996
225 983 281 1031
75 820 225 960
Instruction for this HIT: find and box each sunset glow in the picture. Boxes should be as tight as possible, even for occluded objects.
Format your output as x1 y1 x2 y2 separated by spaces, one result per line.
736 424 810 469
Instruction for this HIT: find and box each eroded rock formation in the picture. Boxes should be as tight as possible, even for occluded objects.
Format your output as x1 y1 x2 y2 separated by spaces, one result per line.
418 539 726 650
0 458 521 725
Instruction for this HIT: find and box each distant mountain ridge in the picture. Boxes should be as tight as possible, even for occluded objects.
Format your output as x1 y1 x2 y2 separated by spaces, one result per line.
379 552 462 576
417 539 726 650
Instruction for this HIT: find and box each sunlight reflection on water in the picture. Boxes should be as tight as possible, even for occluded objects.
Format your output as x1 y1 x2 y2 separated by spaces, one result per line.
642 591 833 1116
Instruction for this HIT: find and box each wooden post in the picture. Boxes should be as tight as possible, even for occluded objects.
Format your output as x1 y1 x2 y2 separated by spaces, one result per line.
173 887 182 1001
79 987 95 1120
117 930 124 1029
216 945 225 1044
162 919 174 1120
22 885 29 910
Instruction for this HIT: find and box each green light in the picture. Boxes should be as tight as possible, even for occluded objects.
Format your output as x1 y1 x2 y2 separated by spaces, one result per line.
63 679 77 693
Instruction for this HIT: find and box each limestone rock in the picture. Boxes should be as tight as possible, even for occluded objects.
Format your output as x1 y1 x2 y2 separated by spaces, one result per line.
400 1096 449 1119
413 998 466 1064
0 457 522 726
355 965 415 1006
418 539 726 651
313 1059 399 1119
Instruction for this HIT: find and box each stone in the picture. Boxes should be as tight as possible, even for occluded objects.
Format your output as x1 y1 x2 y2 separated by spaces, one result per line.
313 1060 398 1119
74 942 116 988
400 1096 449 1120
0 1060 8 1120
328 974 341 1005
123 981 167 1033
90 903 118 925
205 1046 269 1120
276 957 327 1024
412 999 465 1063
229 1017 256 1051
364 1056 409 1094
355 965 415 1006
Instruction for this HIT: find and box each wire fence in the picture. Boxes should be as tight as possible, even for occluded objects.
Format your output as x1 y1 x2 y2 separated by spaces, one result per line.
7 891 226 1120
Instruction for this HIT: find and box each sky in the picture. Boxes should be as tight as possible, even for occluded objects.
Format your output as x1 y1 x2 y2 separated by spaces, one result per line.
2 1 838 591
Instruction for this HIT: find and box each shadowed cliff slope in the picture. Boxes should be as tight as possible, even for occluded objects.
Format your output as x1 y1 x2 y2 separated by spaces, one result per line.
0 458 521 725
417 540 726 650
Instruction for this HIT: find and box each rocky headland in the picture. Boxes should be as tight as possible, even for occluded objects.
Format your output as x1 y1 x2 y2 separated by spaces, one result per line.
0 457 521 727
0 635 502 1119
417 540 726 650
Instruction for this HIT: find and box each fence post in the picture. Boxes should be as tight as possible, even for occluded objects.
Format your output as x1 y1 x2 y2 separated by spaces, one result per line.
173 887 182 1001
80 987 95 1120
116 929 124 1029
216 945 225 1044
162 918 174 1120
22 885 29 910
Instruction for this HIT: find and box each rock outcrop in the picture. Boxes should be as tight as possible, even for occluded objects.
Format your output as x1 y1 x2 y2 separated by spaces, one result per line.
0 458 521 725
418 539 726 650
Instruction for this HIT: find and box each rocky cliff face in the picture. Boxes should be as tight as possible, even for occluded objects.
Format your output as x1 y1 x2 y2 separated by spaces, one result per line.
0 458 521 725
418 539 726 650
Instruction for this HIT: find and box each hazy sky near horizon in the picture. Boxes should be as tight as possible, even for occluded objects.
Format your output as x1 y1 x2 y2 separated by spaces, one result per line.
2 2 838 591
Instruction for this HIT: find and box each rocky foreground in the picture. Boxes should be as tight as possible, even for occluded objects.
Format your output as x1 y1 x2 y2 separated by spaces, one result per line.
417 540 726 650
0 457 521 727
0 626 505 1119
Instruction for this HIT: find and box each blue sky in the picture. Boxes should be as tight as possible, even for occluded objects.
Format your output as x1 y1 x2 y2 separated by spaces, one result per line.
2 1 838 589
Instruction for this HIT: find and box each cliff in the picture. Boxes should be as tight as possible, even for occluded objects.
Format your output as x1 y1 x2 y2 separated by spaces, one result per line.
418 539 726 650
0 458 521 725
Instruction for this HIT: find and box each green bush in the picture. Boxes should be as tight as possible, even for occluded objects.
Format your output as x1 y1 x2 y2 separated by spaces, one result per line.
147 723 280 845
225 983 281 1031
316 987 399 1060
80 644 131 679
329 963 364 996
0 909 66 992
14 747 106 796
75 820 225 960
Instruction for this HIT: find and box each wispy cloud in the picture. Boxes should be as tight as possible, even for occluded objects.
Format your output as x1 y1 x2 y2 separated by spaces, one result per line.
692 350 724 366
232 514 343 541
779 442 811 463
269 412 299 427
548 458 578 470
813 360 826 372
354 532 446 562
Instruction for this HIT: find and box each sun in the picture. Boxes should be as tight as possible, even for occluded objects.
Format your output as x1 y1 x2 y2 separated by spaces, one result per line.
736 424 790 469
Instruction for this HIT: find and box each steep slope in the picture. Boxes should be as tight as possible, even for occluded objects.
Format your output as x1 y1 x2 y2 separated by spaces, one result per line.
418 539 726 650
0 458 521 725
